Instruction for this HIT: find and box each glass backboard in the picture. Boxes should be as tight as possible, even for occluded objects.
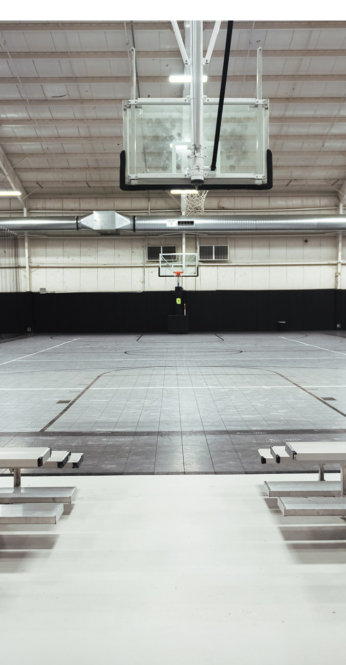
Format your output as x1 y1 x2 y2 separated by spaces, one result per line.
159 253 198 277
121 98 270 190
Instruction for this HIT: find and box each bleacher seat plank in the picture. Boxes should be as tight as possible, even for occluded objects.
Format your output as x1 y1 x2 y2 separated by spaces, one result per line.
0 487 76 504
278 496 346 516
0 503 64 524
265 480 340 497
44 451 71 468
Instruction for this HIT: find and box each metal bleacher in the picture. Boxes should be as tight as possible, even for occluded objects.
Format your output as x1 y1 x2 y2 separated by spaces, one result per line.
0 447 84 525
258 441 346 517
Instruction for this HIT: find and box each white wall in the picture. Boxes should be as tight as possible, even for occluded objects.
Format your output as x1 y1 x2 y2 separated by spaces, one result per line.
16 233 344 293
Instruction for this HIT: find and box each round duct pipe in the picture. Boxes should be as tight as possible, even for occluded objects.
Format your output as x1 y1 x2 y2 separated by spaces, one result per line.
0 218 79 231
1 213 346 234
134 214 346 233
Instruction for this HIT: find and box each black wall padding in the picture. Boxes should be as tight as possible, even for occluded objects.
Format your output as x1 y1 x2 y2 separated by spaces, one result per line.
0 293 33 334
0 290 344 334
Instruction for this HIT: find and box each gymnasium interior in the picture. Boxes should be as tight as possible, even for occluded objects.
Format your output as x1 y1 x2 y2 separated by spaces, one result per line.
0 18 346 665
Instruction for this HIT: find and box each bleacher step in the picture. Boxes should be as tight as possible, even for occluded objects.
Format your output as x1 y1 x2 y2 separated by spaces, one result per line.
265 480 340 497
278 496 346 516
66 453 84 469
0 503 64 524
44 451 71 468
0 487 76 504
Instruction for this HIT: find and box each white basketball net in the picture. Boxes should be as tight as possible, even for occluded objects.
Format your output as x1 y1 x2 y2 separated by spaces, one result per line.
181 191 208 216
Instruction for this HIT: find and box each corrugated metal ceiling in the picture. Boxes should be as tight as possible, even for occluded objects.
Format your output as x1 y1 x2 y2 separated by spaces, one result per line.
0 20 345 208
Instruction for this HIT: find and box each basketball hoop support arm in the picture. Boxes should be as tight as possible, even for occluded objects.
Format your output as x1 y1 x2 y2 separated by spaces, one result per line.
131 48 137 100
171 21 190 65
190 21 204 187
256 46 262 99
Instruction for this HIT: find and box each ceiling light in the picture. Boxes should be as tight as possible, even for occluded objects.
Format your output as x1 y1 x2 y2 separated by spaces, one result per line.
0 190 21 197
169 75 208 83
171 190 199 195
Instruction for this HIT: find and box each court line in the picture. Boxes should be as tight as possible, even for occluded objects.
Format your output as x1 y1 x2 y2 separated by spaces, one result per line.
0 338 80 367
40 371 102 432
0 386 297 391
1 384 346 391
280 336 346 356
270 368 346 418
1 356 339 362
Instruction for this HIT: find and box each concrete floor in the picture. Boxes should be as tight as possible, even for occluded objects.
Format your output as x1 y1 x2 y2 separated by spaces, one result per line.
0 332 346 474
0 472 345 665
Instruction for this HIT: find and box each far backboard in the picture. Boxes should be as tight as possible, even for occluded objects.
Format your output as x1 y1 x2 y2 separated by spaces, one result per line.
159 253 198 277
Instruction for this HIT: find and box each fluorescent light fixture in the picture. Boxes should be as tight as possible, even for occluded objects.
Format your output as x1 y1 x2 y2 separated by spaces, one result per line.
0 190 21 197
171 190 199 195
169 75 208 83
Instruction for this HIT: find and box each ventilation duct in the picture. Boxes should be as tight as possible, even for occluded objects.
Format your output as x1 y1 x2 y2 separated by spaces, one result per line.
0 211 132 233
0 218 79 231
134 215 346 233
1 212 346 234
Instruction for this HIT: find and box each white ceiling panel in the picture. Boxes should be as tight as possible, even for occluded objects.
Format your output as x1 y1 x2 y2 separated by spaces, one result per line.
24 33 57 51
0 33 29 51
33 60 64 76
134 31 161 50
307 58 337 75
52 32 82 51
263 31 295 50
158 30 180 50
315 30 346 48
290 30 316 49
0 61 12 76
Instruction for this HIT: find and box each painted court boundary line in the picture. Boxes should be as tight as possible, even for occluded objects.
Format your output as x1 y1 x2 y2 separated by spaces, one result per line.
1 384 346 391
280 336 346 356
0 338 80 367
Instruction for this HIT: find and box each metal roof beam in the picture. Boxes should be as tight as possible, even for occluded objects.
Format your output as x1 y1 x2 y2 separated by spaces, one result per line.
0 117 345 129
15 166 346 176
7 150 346 160
1 49 346 59
2 74 346 84
0 21 345 31
14 180 344 191
0 134 345 144
0 97 345 107
0 118 123 126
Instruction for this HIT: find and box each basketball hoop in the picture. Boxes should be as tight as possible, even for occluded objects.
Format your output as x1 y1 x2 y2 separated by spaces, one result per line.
174 270 184 285
181 190 208 216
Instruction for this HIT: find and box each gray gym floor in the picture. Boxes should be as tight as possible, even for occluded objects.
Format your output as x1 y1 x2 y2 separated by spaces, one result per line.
0 331 346 475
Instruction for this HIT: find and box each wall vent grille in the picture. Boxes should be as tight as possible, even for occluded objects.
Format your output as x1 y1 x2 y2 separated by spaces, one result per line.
199 245 229 261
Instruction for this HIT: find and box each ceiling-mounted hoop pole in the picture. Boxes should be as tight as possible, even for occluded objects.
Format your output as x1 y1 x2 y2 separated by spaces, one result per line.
210 20 234 172
256 47 263 100
190 21 204 187
204 20 222 65
131 47 136 100
171 21 190 65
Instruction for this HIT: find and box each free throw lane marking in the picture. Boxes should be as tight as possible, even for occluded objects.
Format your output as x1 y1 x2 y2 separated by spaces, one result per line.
280 336 346 356
0 338 80 367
